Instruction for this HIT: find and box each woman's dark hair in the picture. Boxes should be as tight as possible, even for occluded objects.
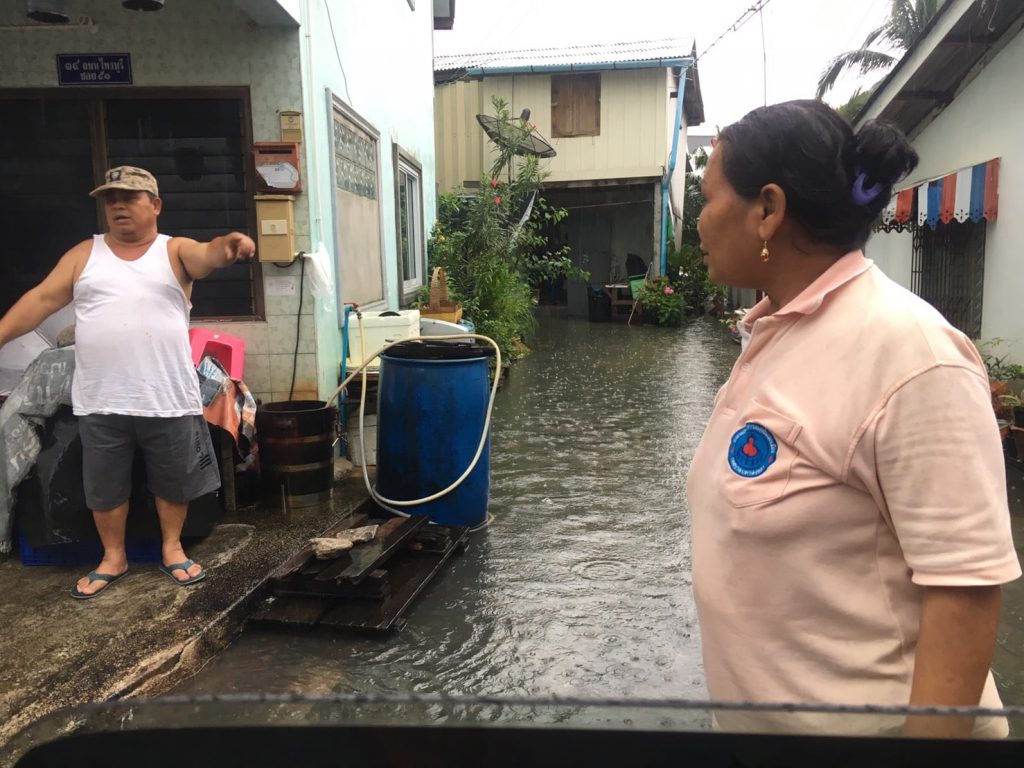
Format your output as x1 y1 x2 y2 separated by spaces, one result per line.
716 99 919 252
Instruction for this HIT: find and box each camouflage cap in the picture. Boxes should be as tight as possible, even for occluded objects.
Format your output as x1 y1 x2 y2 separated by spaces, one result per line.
89 166 159 198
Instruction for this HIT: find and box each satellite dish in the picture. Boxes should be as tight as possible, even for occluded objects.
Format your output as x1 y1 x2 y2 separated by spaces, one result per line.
476 109 556 159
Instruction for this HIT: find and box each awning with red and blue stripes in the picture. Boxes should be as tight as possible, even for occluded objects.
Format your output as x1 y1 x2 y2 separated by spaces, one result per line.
881 158 1000 229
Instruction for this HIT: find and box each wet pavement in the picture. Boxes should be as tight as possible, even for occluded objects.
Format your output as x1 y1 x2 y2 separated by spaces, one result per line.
172 311 1024 716
0 480 369 761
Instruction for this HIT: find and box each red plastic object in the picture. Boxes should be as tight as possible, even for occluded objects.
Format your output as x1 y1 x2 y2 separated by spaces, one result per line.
188 328 246 379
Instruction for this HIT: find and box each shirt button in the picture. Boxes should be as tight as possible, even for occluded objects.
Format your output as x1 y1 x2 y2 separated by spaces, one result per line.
741 363 751 371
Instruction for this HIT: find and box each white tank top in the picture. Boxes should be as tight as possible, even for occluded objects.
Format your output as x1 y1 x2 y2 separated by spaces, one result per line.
72 234 203 417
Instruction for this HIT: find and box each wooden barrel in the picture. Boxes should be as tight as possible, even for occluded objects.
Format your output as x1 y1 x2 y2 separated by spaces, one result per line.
256 401 336 509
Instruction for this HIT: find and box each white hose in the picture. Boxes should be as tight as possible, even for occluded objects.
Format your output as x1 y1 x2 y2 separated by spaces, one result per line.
326 316 502 531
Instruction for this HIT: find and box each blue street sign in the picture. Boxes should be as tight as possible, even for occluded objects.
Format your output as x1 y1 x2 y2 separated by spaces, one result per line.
57 53 132 86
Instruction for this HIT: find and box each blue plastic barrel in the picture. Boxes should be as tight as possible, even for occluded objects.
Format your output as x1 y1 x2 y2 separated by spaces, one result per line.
376 342 491 527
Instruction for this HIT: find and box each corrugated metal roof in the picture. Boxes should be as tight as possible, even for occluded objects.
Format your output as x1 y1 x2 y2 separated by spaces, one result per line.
434 37 695 73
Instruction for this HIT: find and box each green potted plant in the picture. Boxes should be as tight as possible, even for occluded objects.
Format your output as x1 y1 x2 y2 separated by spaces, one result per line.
635 275 685 326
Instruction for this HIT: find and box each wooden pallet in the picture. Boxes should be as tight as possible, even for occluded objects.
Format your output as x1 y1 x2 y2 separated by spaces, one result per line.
249 513 469 634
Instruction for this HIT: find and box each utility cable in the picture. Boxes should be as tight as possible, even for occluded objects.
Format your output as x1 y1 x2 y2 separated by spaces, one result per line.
759 3 768 106
324 0 352 104
696 0 774 62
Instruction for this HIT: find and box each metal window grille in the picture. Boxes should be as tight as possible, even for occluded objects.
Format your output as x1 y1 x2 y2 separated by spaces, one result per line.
911 221 986 338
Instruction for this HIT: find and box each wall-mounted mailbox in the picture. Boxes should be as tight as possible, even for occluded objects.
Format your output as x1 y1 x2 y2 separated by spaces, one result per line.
279 110 303 143
253 141 301 193
254 194 296 263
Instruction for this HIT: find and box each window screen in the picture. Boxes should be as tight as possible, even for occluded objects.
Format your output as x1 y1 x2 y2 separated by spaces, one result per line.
105 97 257 318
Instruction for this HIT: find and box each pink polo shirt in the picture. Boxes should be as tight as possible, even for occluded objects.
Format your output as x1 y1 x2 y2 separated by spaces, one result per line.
686 251 1020 736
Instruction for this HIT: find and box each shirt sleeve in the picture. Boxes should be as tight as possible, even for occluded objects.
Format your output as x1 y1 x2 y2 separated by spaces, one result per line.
869 363 1021 587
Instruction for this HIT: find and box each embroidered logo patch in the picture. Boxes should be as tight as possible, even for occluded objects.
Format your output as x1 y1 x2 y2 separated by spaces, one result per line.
728 422 778 478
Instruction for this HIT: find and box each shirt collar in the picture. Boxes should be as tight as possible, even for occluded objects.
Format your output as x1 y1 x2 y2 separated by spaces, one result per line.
739 250 873 330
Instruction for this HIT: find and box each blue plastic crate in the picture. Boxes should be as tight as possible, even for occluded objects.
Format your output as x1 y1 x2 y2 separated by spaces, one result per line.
17 529 163 567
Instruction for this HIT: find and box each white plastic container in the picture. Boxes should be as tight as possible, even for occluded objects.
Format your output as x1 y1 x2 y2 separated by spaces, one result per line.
347 413 377 467
346 309 420 371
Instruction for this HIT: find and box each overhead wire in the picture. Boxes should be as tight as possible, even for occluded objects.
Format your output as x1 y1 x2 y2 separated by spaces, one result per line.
695 0 774 62
758 3 767 106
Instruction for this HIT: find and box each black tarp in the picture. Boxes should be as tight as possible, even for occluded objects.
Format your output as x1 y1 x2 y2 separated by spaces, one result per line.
16 406 222 548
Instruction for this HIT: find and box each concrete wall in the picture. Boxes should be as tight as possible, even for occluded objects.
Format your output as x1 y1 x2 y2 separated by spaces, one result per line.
434 68 670 192
300 0 437 400
0 0 308 403
867 29 1024 359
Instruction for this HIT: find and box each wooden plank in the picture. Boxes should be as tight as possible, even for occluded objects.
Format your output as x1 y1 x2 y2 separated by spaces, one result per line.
573 74 601 137
551 75 572 138
276 569 391 601
247 596 332 628
311 515 427 585
317 525 470 633
267 510 372 581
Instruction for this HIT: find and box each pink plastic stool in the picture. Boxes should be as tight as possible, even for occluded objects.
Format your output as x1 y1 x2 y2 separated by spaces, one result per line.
188 328 246 380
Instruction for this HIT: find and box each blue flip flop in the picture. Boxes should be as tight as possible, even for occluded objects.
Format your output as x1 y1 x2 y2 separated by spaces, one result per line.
159 559 206 586
70 570 127 600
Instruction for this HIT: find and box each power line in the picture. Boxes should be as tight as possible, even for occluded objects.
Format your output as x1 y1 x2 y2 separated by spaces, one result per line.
758 4 767 106
696 0 774 62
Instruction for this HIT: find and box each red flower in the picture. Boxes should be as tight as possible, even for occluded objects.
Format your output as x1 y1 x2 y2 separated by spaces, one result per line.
494 197 501 205
490 178 499 187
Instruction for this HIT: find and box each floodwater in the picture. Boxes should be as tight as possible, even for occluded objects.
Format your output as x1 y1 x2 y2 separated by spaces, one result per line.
172 310 1024 722
172 312 737 725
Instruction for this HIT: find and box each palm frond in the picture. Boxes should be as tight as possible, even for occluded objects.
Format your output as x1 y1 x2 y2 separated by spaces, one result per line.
818 0 944 99
861 23 888 49
816 49 897 98
887 0 942 48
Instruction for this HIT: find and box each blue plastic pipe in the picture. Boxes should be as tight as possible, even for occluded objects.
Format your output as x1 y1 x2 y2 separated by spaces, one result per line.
661 62 692 276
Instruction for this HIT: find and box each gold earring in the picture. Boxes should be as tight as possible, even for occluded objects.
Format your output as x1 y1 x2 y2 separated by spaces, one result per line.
760 241 770 263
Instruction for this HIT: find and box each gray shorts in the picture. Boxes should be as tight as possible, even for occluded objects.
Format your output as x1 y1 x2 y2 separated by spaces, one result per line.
78 414 221 511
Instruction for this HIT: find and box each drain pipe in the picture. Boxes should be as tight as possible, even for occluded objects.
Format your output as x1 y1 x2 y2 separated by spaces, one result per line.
660 61 692 276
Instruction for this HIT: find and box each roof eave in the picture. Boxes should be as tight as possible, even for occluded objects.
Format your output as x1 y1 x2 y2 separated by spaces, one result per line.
463 57 693 76
854 0 973 128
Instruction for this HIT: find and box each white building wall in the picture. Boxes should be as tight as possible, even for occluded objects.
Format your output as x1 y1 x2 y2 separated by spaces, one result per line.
867 29 1024 359
300 0 438 400
864 229 913 289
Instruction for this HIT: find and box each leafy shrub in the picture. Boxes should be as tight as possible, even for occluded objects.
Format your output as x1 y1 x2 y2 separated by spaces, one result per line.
636 275 684 326
426 97 584 360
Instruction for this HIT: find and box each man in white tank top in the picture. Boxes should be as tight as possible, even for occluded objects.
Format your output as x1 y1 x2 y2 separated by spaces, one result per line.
0 166 254 598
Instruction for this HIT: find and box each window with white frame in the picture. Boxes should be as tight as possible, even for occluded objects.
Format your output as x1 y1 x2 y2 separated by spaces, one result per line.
395 148 425 299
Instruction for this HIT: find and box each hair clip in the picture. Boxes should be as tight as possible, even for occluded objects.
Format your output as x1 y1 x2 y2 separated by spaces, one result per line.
851 169 884 206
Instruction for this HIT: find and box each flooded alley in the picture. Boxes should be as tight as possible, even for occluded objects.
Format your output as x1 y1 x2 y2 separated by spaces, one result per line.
172 310 1024 720
173 313 738 713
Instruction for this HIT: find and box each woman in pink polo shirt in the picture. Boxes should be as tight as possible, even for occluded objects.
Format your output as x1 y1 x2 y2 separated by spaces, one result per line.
688 99 1020 738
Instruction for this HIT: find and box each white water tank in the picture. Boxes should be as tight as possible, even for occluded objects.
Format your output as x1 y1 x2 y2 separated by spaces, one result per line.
346 309 419 372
